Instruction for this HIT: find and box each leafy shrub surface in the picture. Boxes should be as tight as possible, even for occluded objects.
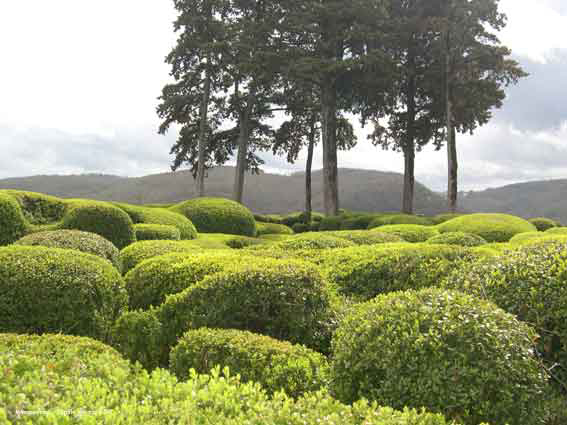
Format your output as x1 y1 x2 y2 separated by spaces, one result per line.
425 231 487 247
119 240 203 274
170 328 329 397
269 233 356 250
331 288 548 425
170 197 256 237
256 222 294 236
134 223 181 241
368 214 433 228
0 192 27 245
0 190 67 225
324 230 405 245
369 224 439 242
529 217 560 231
437 213 536 242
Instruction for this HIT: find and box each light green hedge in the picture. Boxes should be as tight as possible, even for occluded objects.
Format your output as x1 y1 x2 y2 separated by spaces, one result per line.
256 222 294 236
331 288 549 425
437 213 536 242
425 231 487 247
0 192 27 245
369 224 439 242
323 230 404 245
119 240 203 274
368 214 433 229
529 217 560 231
134 223 181 241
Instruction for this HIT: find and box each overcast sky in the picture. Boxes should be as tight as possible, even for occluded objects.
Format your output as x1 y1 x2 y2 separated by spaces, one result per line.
1 0 566 191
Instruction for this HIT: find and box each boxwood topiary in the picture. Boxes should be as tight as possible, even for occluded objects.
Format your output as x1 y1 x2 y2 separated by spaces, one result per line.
544 227 567 236
1 189 67 226
437 213 536 242
425 231 487 247
508 231 548 244
340 214 379 230
134 223 181 241
61 200 136 249
0 246 127 341
529 217 560 232
170 197 256 237
292 222 310 233
119 240 204 274
15 229 121 270
318 215 344 231
0 192 27 245
330 288 549 425
269 233 356 250
256 222 294 236
323 230 404 246
170 328 329 398
431 212 464 225
444 241 567 387
369 224 439 242
368 214 433 229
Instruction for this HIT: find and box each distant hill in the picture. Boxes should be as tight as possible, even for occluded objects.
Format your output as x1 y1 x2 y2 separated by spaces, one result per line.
459 179 567 224
0 167 446 215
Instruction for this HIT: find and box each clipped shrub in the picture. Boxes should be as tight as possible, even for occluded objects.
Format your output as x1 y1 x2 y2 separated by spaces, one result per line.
331 288 549 425
425 231 487 247
114 202 197 240
509 231 547 244
1 189 67 225
310 221 320 231
157 259 332 356
15 229 121 270
370 224 439 242
431 212 464 225
254 213 284 224
529 217 560 232
444 241 567 386
437 213 536 242
281 211 323 227
0 246 127 341
340 215 379 230
318 215 344 231
61 200 136 249
0 192 27 245
317 244 479 300
225 236 267 249
323 230 404 245
134 223 181 241
170 328 329 397
544 227 567 236
119 240 203 274
259 234 294 242
292 222 310 233
170 197 256 237
368 214 433 228
125 251 252 310
256 222 294 236
271 233 355 250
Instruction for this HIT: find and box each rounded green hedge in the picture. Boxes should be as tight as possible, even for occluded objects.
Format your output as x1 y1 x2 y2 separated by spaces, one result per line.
529 217 560 232
170 328 329 398
134 223 181 241
0 246 127 341
0 192 27 245
170 197 256 237
256 222 294 236
323 230 404 246
436 213 536 242
158 259 332 355
544 227 567 236
444 241 567 386
254 213 284 224
1 189 67 226
331 288 548 425
425 231 487 247
368 214 433 229
318 216 344 231
508 231 547 244
125 251 251 310
15 229 121 270
119 240 203 274
292 222 310 233
61 201 136 249
114 202 197 240
431 213 464 225
269 233 355 250
369 224 439 242
339 215 379 230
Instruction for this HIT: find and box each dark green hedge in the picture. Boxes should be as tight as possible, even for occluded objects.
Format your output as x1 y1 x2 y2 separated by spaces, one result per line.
134 223 181 241
529 217 560 231
0 192 27 245
15 229 121 270
0 246 127 341
170 197 256 237
256 222 294 236
437 213 536 242
61 200 136 249
331 288 549 425
170 328 329 398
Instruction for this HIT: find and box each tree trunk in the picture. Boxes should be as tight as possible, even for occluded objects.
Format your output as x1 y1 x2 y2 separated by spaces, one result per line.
233 92 254 204
402 144 415 214
196 67 211 198
403 40 417 215
447 126 458 212
304 119 316 223
445 1 457 213
320 78 339 216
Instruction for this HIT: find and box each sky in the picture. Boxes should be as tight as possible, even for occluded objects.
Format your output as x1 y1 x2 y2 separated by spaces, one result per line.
0 0 566 192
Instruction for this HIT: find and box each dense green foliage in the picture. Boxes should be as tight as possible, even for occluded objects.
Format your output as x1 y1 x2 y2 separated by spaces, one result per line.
0 246 127 341
370 224 439 242
254 213 284 224
170 197 256 237
444 241 567 385
340 215 380 230
119 240 203 274
134 223 181 241
256 222 294 236
1 190 67 226
368 214 433 228
331 288 548 425
323 230 404 245
0 192 27 245
529 217 560 232
268 233 356 250
15 230 121 270
437 213 536 242
545 227 567 236
318 216 344 231
61 200 136 249
425 231 487 247
431 213 464 224
170 328 329 397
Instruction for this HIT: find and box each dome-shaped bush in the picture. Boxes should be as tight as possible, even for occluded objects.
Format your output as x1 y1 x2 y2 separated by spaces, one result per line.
291 222 310 233
61 200 136 249
339 214 379 230
368 214 433 229
15 229 121 270
425 231 487 247
0 246 127 340
508 231 547 244
119 240 203 274
125 251 250 310
158 259 332 355
544 227 567 236
134 223 181 241
170 197 256 237
0 192 27 245
270 233 355 250
444 241 567 386
1 190 67 226
431 212 464 225
331 288 548 425
254 213 284 224
170 328 329 398
114 202 197 240
529 217 560 232
436 213 536 242
324 230 404 245
317 244 479 300
369 224 439 242
318 215 344 231
256 222 294 236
